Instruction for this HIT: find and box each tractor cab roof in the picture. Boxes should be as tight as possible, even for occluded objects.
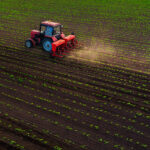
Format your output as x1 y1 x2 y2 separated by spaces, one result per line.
41 21 61 27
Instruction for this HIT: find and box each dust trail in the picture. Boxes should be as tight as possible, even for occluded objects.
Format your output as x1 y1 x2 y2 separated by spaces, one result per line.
67 38 117 62
66 37 150 74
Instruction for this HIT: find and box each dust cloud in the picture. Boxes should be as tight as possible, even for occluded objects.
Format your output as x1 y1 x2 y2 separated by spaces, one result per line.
66 37 150 74
67 38 117 63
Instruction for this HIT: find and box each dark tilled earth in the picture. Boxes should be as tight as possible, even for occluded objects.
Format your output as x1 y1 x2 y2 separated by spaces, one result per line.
0 13 150 150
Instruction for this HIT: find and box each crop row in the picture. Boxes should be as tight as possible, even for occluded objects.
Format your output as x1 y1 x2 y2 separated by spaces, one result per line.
0 45 149 83
0 56 150 95
0 81 149 149
0 81 149 134
0 75 150 127
0 55 149 98
1 61 149 98
0 53 150 99
0 99 111 150
0 136 25 150
0 91 149 150
0 69 150 124
0 113 69 150
0 63 150 115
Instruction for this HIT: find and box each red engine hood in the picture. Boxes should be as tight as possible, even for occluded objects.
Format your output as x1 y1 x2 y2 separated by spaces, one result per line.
31 30 40 38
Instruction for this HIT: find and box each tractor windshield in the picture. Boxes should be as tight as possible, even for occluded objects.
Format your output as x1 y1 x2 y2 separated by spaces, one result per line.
53 26 61 35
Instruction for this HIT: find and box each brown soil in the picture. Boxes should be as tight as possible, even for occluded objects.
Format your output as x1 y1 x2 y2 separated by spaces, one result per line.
0 15 150 150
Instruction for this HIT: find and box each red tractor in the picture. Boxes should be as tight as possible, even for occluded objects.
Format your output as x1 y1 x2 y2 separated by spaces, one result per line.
25 20 79 57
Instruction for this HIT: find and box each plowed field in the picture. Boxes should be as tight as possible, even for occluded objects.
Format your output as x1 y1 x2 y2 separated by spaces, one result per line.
0 0 150 150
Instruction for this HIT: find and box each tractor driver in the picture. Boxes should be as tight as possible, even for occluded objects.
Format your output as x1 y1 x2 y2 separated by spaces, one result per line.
53 26 61 35
53 30 56 35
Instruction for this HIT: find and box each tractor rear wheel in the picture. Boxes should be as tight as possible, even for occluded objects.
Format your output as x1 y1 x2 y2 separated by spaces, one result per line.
25 40 33 48
42 38 53 53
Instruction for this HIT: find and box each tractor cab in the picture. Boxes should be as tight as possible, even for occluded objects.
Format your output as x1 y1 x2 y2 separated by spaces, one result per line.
29 21 63 42
40 21 62 38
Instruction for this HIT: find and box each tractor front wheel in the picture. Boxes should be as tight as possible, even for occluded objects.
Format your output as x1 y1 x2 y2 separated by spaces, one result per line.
25 40 33 48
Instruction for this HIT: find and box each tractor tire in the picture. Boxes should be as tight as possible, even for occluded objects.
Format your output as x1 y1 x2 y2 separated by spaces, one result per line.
25 40 33 48
42 38 53 53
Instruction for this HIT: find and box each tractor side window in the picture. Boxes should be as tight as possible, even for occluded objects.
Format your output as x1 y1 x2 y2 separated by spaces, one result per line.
41 26 46 32
53 26 60 35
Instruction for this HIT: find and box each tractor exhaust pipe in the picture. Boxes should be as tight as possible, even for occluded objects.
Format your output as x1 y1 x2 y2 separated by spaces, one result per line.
71 32 75 35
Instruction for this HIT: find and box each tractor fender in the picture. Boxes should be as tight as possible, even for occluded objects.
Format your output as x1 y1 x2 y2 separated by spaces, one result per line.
52 36 57 42
29 38 36 47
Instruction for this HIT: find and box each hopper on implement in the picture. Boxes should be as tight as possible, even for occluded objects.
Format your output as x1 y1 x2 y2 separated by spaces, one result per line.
25 20 81 57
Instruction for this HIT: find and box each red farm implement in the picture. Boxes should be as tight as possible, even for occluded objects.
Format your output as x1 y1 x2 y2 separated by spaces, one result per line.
25 20 81 57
